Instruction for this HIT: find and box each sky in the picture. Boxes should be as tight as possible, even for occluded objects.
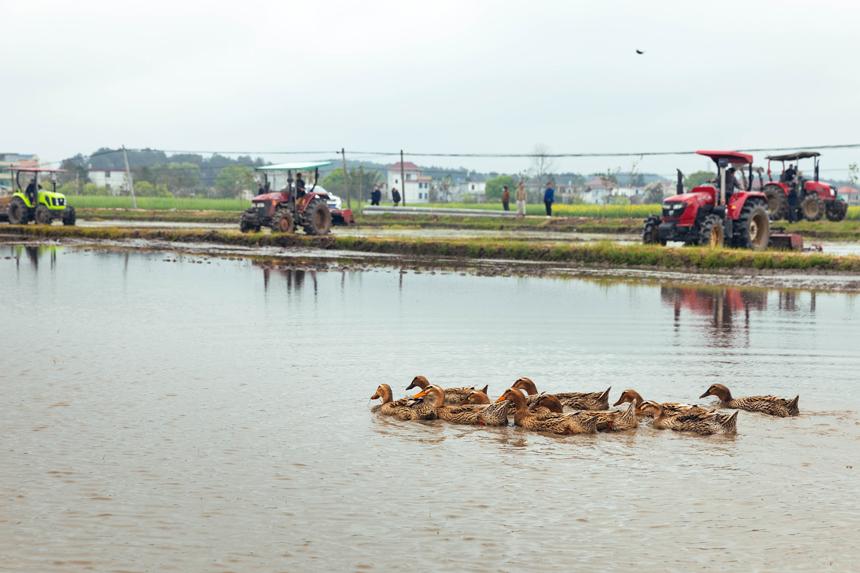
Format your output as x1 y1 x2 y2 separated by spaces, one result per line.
5 0 860 178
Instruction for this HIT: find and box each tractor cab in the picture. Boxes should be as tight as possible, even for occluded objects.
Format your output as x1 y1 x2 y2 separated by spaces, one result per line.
0 166 76 226
643 150 770 250
762 151 844 222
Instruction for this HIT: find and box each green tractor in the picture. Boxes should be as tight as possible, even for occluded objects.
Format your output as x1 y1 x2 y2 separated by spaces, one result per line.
0 166 76 226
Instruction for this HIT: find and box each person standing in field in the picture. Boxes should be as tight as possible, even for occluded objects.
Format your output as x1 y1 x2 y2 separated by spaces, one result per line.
392 187 401 207
501 185 511 211
543 181 555 216
516 181 526 217
371 185 381 205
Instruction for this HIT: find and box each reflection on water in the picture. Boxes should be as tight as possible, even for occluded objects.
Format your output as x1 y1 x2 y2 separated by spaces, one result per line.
2 246 860 572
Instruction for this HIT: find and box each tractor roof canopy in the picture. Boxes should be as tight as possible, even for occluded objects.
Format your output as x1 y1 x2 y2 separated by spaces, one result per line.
765 151 820 161
257 161 332 172
696 150 753 165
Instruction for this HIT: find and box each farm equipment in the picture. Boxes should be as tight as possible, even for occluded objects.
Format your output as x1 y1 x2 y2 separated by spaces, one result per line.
762 151 846 222
0 166 76 226
239 161 353 235
643 150 770 250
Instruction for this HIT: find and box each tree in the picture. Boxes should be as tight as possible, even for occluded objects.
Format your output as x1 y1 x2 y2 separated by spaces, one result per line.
151 162 201 195
59 154 89 188
322 167 382 201
684 170 714 190
134 181 171 197
214 165 255 198
484 175 516 200
531 144 555 184
642 183 665 204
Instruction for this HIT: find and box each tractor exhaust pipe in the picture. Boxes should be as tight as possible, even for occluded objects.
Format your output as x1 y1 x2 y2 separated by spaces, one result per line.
676 169 684 195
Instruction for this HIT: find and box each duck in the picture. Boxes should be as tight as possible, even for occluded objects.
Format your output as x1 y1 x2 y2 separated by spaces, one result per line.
496 388 598 435
639 400 737 435
699 384 799 417
370 384 436 421
413 385 509 426
613 389 714 418
511 377 610 411
532 394 638 431
405 375 485 405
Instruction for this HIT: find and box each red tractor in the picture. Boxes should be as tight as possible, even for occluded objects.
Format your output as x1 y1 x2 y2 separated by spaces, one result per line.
761 151 847 222
239 161 346 235
643 150 770 250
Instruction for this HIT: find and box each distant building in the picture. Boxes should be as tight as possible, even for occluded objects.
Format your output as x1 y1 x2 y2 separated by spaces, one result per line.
0 153 39 191
89 169 130 194
386 161 431 203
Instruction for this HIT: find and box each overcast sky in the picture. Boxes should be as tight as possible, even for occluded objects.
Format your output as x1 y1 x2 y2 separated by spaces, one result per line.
5 0 860 177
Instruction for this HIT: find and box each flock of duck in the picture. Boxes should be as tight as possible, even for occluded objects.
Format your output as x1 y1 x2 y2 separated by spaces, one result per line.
370 376 801 436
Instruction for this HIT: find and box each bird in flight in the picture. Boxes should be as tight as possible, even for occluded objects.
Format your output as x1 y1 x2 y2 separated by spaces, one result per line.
636 49 645 55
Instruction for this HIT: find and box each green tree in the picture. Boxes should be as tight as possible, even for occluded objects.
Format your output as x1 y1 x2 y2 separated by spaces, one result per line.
642 184 665 204
151 162 201 195
214 165 255 198
134 181 172 197
684 170 714 190
322 167 382 201
484 175 516 200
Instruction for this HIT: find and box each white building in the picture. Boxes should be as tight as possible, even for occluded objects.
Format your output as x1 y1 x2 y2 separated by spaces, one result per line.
0 153 38 191
448 181 486 201
386 161 431 203
89 170 130 194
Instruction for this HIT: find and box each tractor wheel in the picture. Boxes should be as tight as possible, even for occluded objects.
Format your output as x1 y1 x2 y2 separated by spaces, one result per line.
734 202 770 250
799 194 824 221
303 200 332 235
825 201 847 222
763 184 788 221
7 197 29 224
642 216 665 245
698 214 725 248
62 206 76 226
34 205 53 225
271 209 295 233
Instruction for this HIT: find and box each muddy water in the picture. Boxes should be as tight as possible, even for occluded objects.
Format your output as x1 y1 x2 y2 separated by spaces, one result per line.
2 245 859 572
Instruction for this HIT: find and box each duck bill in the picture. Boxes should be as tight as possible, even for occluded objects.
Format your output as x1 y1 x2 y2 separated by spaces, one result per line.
370 392 380 400
412 389 429 399
698 391 710 399
612 397 625 407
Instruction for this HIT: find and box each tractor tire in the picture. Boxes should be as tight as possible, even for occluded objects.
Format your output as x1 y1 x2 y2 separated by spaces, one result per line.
698 214 725 248
7 197 29 225
239 211 260 233
302 200 332 235
825 201 847 222
62 206 76 226
271 209 295 233
763 184 788 221
799 194 824 221
733 201 770 250
34 205 53 225
642 216 665 245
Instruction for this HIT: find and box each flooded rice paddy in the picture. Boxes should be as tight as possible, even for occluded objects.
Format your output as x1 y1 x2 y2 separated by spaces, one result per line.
2 244 859 572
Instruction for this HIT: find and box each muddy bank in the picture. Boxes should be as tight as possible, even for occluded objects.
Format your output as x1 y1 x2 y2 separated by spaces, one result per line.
5 225 860 291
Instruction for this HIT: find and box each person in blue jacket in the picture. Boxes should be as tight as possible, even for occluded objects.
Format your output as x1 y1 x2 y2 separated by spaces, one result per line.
543 181 555 216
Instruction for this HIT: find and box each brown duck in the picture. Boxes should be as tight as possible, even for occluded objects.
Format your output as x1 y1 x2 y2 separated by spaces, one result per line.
414 385 509 426
370 384 436 421
532 394 637 431
613 389 714 418
496 388 598 435
512 377 610 411
699 384 799 417
405 375 484 405
639 400 738 435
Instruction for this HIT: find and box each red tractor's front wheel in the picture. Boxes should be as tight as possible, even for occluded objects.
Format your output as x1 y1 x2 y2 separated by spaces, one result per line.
825 200 848 222
698 214 724 248
734 202 770 250
763 184 788 221
800 194 824 221
303 200 332 235
642 216 665 245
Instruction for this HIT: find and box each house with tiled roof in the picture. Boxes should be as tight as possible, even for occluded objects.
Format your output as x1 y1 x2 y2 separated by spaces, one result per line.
386 162 432 203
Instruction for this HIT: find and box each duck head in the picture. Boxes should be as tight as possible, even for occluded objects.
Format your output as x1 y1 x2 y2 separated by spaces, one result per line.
613 389 644 407
412 385 445 408
405 375 430 392
533 393 564 413
371 384 393 404
496 388 527 411
511 377 538 396
700 383 732 401
465 389 490 404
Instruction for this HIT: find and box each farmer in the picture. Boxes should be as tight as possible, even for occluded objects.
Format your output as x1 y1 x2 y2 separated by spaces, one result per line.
725 167 742 198
25 178 38 205
371 185 382 206
516 181 526 217
787 185 799 223
295 172 306 198
501 185 510 211
781 164 797 184
543 181 555 216
392 187 401 207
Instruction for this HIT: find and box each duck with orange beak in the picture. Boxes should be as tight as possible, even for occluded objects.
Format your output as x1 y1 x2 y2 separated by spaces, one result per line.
405 376 485 405
370 384 436 421
414 385 510 426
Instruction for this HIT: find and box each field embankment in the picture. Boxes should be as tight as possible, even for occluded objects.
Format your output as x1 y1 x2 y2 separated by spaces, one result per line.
5 224 860 274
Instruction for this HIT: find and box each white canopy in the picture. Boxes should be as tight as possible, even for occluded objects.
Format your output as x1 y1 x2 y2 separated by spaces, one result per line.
256 161 332 172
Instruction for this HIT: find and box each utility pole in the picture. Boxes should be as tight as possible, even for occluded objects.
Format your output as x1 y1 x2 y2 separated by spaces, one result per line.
122 145 137 208
400 149 406 206
341 147 351 209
